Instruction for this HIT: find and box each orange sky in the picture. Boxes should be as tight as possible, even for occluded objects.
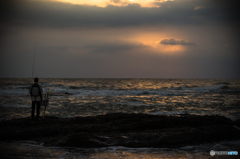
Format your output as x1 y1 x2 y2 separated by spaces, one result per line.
53 0 173 8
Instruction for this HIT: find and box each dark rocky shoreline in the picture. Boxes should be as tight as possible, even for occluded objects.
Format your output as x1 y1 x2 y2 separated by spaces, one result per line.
1 113 240 148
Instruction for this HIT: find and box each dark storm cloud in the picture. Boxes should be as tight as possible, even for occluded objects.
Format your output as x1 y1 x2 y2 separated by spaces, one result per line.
160 38 196 45
1 0 239 28
84 41 148 54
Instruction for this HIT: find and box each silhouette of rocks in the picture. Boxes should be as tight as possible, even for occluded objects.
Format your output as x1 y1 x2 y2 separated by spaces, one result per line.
0 113 240 148
57 133 105 148
235 119 240 127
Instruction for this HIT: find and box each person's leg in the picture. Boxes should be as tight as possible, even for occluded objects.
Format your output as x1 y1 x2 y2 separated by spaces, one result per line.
31 101 35 120
37 102 40 120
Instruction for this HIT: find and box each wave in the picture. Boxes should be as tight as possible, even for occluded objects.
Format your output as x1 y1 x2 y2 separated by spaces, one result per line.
0 83 236 97
168 84 225 91
0 88 29 96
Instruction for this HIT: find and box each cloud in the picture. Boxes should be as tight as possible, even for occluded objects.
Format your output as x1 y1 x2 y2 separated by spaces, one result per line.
84 40 149 53
110 0 121 3
194 6 202 10
1 0 239 29
42 46 69 51
160 38 196 46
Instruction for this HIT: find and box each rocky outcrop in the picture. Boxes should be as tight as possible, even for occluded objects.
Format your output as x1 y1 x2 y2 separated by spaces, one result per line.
0 113 240 148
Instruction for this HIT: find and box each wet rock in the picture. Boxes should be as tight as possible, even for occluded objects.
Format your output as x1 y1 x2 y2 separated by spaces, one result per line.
221 85 230 89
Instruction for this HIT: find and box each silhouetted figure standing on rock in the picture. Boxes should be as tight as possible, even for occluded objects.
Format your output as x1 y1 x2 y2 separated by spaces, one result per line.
30 77 43 120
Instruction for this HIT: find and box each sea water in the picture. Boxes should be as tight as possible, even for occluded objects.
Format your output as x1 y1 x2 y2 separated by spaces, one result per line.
0 78 240 158
1 140 240 158
0 78 239 120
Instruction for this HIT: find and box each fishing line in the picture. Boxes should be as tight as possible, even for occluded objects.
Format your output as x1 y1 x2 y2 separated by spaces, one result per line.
32 44 37 79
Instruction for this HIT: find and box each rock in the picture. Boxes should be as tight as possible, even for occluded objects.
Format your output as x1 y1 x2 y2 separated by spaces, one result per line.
57 133 106 148
0 113 240 148
235 119 240 127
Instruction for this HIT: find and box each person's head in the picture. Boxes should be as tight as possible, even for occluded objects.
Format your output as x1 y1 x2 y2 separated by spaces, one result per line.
34 77 39 83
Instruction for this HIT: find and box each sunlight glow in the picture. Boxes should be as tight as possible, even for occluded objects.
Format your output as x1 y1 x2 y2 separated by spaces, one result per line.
127 33 185 54
160 45 185 52
194 6 202 10
52 0 174 8
144 40 186 54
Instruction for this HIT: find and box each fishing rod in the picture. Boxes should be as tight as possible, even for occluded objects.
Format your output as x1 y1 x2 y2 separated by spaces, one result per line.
32 44 37 79
31 43 52 119
43 90 49 119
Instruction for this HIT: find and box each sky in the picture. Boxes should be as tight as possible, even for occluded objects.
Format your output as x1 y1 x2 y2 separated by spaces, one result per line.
0 0 239 78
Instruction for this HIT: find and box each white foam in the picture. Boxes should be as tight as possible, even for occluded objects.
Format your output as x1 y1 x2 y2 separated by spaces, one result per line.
149 110 239 121
0 88 29 96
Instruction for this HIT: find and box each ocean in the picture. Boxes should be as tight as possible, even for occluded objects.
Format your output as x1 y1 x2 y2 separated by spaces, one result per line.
0 78 240 120
0 78 240 158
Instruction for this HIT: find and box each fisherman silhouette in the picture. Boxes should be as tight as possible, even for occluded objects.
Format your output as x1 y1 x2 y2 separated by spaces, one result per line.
30 77 43 120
